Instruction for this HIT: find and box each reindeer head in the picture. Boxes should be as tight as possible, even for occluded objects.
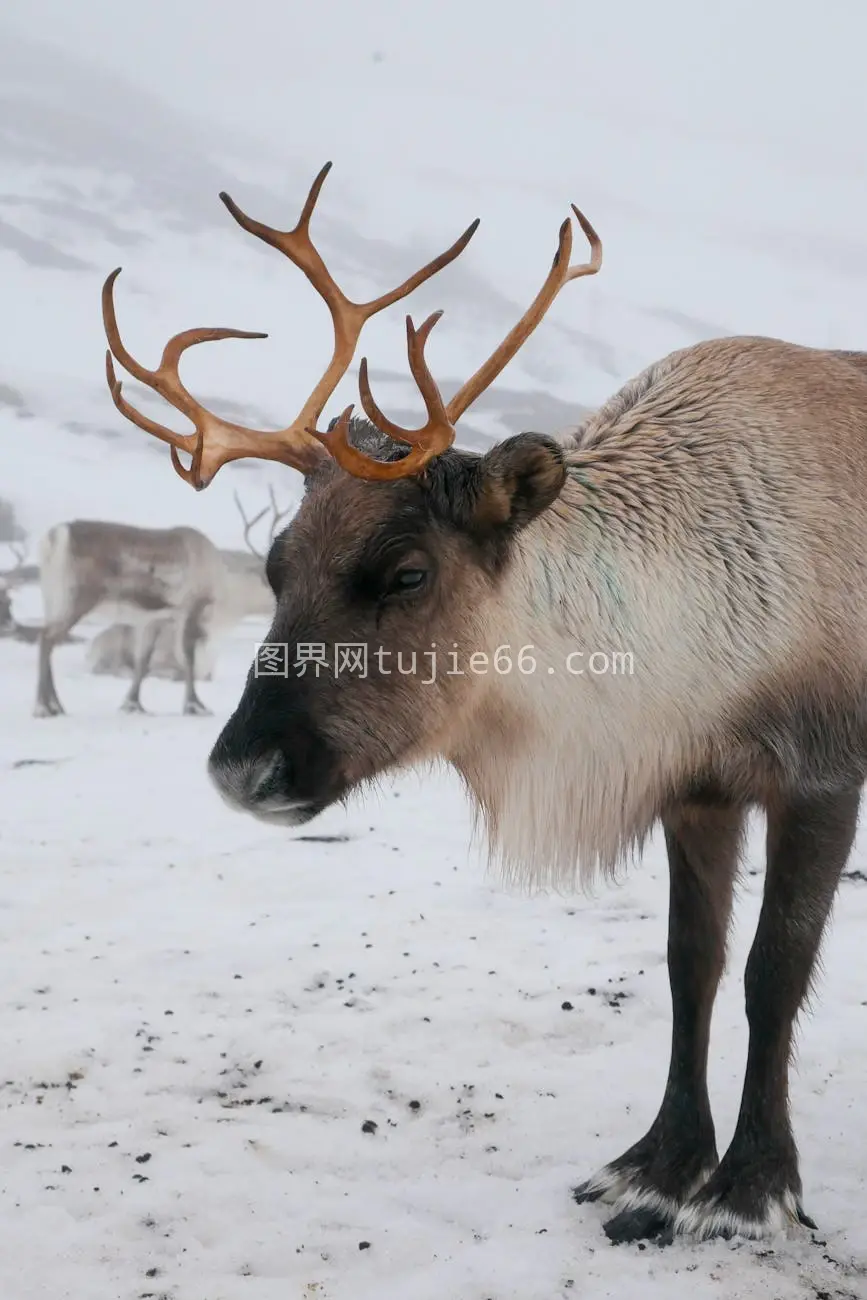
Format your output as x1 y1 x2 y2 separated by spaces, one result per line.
102 163 601 824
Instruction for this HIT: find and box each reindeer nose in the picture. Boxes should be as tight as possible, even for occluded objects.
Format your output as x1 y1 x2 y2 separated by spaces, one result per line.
206 692 331 826
207 675 339 825
208 743 316 825
208 738 275 804
232 749 287 804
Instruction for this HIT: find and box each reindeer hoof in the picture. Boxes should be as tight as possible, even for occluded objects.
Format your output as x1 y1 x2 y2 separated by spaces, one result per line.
120 698 147 714
33 700 64 718
672 1184 812 1242
183 700 212 717
602 1205 673 1245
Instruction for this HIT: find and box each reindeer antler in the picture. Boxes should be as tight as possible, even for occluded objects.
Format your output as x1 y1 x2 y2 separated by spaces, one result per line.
102 162 479 490
4 541 26 570
0 540 27 593
318 311 455 481
315 204 603 480
234 485 293 559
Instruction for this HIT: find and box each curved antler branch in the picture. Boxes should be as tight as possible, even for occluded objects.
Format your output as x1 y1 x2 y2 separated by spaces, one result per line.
312 312 456 481
102 268 286 487
309 202 603 482
219 172 479 439
445 203 602 424
102 164 479 488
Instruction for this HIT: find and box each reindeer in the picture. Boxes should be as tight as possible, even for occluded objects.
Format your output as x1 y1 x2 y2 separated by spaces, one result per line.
35 516 274 717
83 490 289 685
99 161 867 1245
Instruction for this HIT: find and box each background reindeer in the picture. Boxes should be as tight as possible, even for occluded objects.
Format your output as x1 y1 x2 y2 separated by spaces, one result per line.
99 162 867 1246
84 489 289 685
35 511 276 717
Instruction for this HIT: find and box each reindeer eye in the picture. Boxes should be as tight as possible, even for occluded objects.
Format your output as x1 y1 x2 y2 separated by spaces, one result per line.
391 567 428 593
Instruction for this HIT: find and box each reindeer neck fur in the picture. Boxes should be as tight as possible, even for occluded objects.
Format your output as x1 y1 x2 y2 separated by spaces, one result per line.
448 336 867 892
448 470 702 893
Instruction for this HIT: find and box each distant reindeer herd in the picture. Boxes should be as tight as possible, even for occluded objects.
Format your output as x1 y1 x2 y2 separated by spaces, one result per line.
1 489 284 716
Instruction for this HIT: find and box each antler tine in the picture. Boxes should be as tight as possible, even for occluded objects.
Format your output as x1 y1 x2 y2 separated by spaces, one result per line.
444 204 602 425
103 165 479 490
103 168 595 490
315 312 456 482
266 484 293 543
307 201 602 484
360 312 450 441
102 267 327 489
233 489 270 529
233 486 292 558
218 161 333 260
219 164 480 437
4 541 26 572
567 204 603 277
233 489 270 559
103 270 267 407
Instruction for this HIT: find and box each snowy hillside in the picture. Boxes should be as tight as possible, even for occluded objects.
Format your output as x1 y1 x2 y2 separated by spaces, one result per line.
0 22 608 551
2 3 867 1298
4 5 867 551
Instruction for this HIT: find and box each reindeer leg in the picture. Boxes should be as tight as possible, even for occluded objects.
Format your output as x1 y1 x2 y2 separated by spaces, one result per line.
35 627 65 717
671 784 858 1242
180 598 212 716
34 596 96 717
575 799 743 1242
120 619 161 714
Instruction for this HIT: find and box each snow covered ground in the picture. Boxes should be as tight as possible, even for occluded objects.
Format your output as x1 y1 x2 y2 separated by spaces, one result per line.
1 627 866 1300
3 1 867 1296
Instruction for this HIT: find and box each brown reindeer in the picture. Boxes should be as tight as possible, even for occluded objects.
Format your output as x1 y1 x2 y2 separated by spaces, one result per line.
35 519 273 716
84 491 289 684
100 161 867 1245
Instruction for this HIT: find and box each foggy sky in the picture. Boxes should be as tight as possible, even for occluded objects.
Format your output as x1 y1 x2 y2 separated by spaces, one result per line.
4 0 865 170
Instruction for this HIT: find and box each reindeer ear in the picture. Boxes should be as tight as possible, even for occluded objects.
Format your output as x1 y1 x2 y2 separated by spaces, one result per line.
471 433 567 533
